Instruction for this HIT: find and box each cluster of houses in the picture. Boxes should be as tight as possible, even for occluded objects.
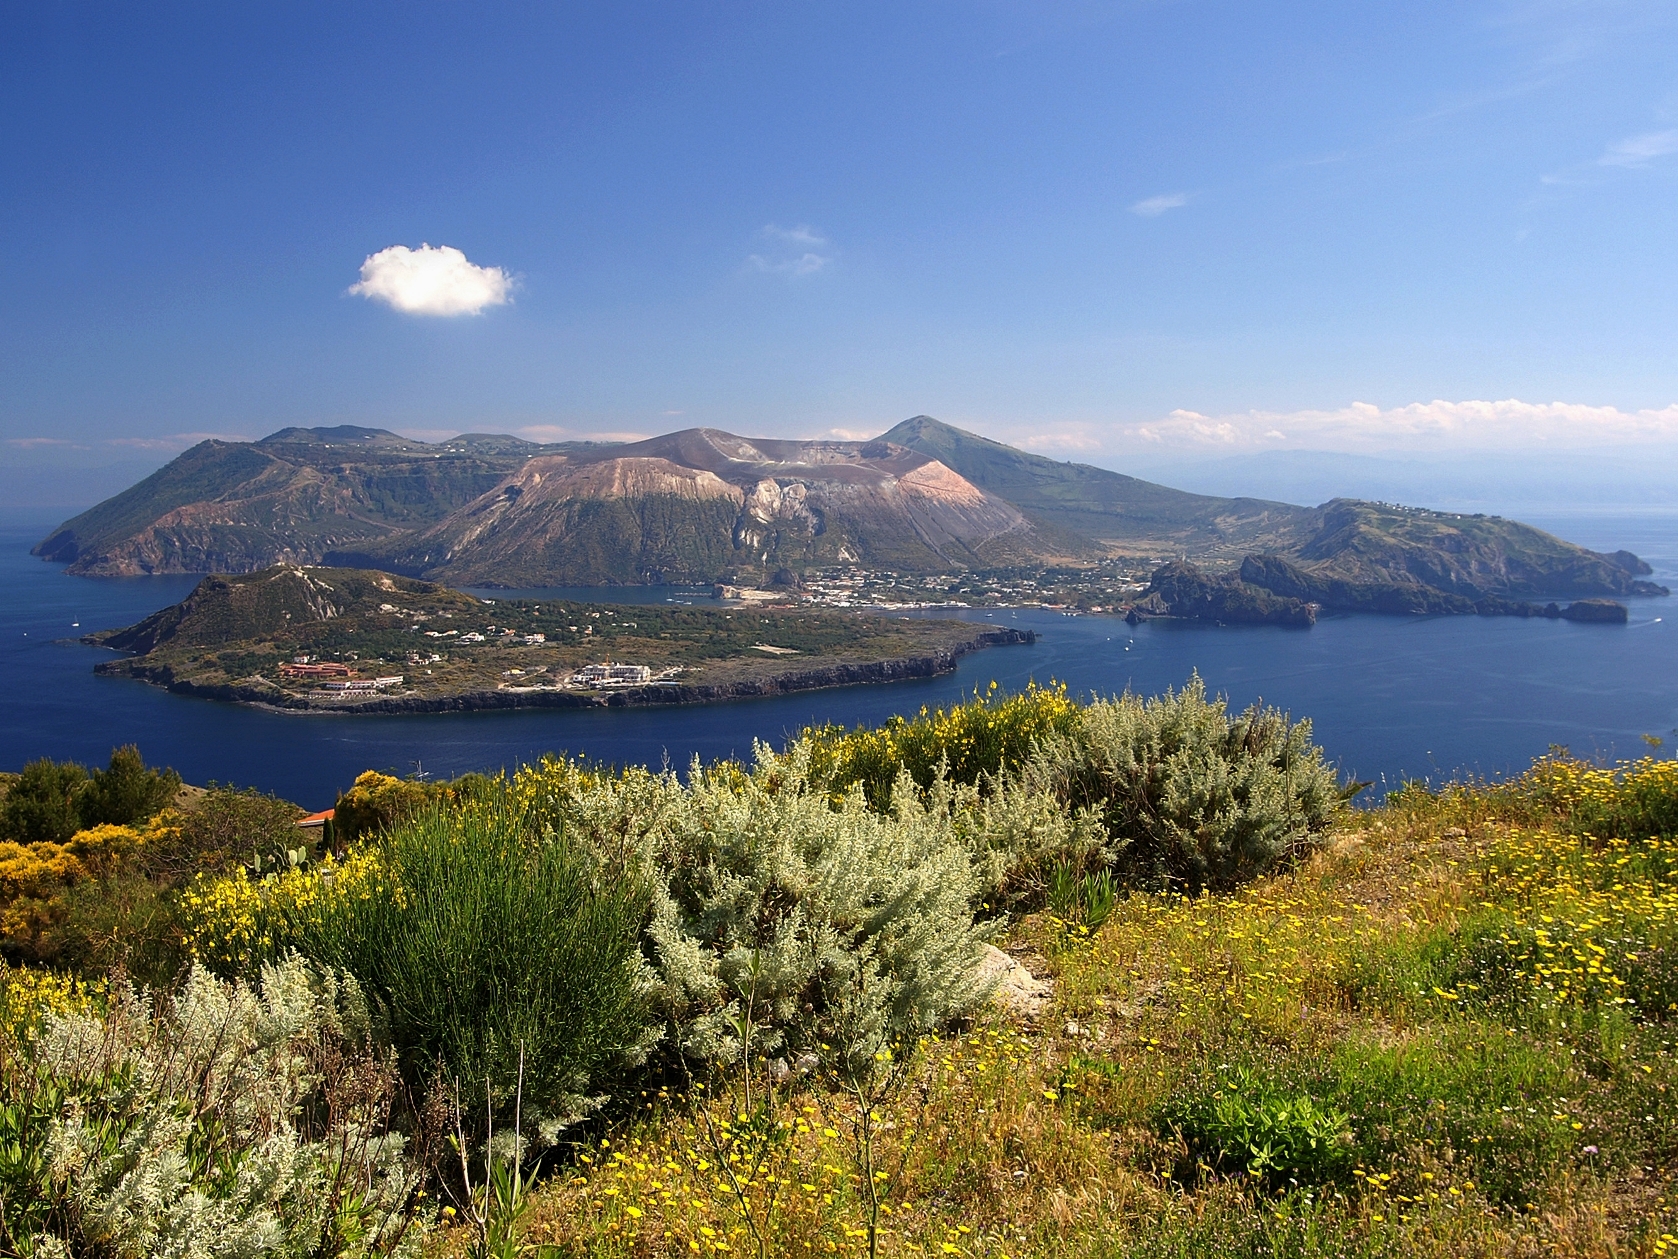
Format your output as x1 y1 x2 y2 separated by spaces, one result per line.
283 647 656 698
280 657 403 696
314 676 405 694
425 628 547 645
279 660 353 679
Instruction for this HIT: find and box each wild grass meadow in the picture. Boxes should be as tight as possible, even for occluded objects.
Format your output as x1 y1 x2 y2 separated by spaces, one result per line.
2 686 1676 1257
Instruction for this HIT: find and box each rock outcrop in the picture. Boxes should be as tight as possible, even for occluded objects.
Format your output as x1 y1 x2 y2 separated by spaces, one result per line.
1133 561 1316 627
1238 555 1631 623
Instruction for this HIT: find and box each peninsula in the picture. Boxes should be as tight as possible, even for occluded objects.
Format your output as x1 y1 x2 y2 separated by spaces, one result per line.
87 566 1034 713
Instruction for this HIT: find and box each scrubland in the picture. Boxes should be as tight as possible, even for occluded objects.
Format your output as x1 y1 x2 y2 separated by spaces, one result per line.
2 684 1676 1258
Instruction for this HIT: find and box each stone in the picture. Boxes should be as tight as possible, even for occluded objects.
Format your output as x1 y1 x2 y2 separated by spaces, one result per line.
978 944 1051 1019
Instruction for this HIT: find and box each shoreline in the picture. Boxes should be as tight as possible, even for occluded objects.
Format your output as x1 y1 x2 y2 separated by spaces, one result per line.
94 628 1037 715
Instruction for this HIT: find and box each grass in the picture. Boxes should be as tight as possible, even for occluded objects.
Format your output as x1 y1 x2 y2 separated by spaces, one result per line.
426 767 1678 1258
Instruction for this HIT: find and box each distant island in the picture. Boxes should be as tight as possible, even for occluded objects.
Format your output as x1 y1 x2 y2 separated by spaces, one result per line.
87 566 1034 713
34 417 1667 630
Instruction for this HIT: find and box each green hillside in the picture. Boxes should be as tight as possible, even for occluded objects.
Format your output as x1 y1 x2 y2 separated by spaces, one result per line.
881 415 1316 557
32 429 550 575
1294 498 1664 598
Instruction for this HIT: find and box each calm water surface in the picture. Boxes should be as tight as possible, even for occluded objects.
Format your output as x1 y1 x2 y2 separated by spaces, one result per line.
4 512 1674 807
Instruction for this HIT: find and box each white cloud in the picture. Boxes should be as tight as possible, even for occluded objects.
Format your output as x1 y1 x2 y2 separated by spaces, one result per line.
1130 192 1188 217
348 244 513 316
764 224 828 248
1119 399 1678 454
747 223 833 277
1017 429 1105 452
1599 129 1678 167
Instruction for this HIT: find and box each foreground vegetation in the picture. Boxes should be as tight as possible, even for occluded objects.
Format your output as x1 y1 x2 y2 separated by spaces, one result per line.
2 686 1676 1257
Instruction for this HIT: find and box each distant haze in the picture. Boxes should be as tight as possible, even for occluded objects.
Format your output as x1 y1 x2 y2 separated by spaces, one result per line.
1119 448 1678 517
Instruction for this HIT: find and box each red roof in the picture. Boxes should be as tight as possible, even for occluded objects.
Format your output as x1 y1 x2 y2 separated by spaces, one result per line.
296 808 335 827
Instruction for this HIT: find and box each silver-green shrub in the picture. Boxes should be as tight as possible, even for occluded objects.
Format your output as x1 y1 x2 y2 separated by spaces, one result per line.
514 745 1019 1074
1028 675 1344 891
9 957 425 1257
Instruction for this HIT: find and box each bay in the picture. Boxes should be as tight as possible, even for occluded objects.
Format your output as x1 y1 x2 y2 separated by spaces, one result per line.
3 511 1674 809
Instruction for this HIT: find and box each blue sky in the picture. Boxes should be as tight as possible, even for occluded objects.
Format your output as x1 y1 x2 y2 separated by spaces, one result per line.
4 0 1678 486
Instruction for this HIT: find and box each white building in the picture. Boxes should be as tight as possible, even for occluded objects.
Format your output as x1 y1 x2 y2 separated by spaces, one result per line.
575 662 652 685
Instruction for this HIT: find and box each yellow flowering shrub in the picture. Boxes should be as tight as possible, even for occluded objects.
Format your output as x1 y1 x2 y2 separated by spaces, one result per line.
0 962 103 1035
332 768 493 843
178 845 389 975
0 823 146 900
0 823 154 960
1515 751 1678 839
798 681 1080 808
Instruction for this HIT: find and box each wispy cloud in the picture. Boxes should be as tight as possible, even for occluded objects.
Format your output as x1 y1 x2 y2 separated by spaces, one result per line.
1599 129 1678 167
106 432 249 450
766 224 828 248
1124 399 1678 454
746 223 834 277
508 424 650 444
1131 192 1188 218
1282 150 1350 170
348 244 514 316
6 432 250 453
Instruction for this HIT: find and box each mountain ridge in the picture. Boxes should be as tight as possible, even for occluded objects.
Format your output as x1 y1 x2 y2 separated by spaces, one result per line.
33 418 1666 606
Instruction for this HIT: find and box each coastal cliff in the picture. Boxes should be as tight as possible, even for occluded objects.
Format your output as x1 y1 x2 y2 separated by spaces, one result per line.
1127 561 1316 627
1239 554 1635 622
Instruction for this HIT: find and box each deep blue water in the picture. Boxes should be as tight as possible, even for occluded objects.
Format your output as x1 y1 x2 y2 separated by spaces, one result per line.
3 512 1674 809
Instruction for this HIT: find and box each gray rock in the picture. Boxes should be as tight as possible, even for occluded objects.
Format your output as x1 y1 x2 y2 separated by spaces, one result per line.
978 944 1051 1019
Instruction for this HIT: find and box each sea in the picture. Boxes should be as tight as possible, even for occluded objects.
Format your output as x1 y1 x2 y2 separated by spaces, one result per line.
3 510 1674 810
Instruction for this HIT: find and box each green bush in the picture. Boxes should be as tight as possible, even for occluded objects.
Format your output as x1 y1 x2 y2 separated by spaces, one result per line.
30 872 185 989
0 758 88 846
291 794 655 1136
793 676 1344 894
1 748 180 847
76 744 180 830
648 753 999 1076
160 784 305 880
1162 1064 1352 1187
1034 676 1345 891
